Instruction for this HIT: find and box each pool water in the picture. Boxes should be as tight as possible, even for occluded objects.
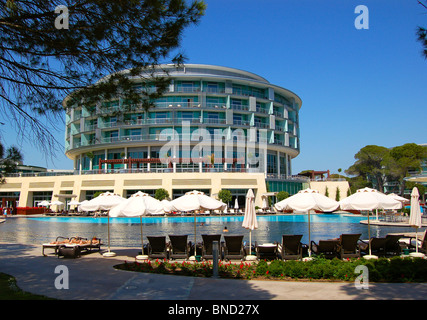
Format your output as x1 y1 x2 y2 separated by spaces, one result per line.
0 214 421 248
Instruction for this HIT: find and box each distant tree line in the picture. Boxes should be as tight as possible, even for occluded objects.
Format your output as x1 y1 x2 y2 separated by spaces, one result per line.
345 143 427 198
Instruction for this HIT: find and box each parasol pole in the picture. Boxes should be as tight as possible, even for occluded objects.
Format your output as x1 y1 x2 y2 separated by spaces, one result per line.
368 211 371 256
103 211 116 257
415 228 419 255
249 229 252 255
194 211 197 257
308 210 311 257
136 216 148 260
363 210 378 259
140 216 144 255
107 213 110 251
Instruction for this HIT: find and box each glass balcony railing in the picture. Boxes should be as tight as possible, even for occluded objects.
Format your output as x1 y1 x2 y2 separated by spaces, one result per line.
203 118 226 125
232 120 250 126
99 121 118 128
205 102 227 109
256 107 269 114
230 104 249 111
254 122 269 129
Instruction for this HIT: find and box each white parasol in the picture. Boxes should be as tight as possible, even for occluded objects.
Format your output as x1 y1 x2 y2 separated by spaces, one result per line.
50 200 64 206
79 192 125 257
339 187 402 259
408 187 424 257
170 190 226 259
234 197 239 210
242 189 258 260
38 200 50 207
110 191 164 259
275 188 339 257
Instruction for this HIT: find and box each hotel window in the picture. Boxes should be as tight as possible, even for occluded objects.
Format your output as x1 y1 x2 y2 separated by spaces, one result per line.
280 155 286 175
181 112 194 120
154 112 168 119
184 98 194 107
82 156 91 171
150 147 160 159
233 114 243 125
92 154 104 169
129 150 148 159
107 151 121 160
107 116 117 127
206 112 219 120
232 85 242 95
206 82 218 93
267 153 277 174
107 130 119 142
32 192 53 207
128 129 141 136
252 87 263 99
180 81 195 93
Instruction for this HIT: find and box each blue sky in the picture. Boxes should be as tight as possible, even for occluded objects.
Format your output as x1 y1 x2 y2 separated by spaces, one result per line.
2 0 427 175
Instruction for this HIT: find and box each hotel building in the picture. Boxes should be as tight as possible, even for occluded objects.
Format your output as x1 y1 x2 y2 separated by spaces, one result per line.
1 64 308 210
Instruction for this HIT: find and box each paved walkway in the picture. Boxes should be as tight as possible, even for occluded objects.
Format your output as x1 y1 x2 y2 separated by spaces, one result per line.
1 242 427 301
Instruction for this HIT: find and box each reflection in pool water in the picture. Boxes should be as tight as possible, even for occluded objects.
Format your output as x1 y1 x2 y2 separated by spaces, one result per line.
0 214 422 248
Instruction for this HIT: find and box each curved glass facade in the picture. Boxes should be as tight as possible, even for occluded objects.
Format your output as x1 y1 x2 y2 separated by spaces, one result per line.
64 64 302 180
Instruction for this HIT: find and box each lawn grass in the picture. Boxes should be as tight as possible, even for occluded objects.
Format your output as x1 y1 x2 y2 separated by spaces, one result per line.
0 272 56 300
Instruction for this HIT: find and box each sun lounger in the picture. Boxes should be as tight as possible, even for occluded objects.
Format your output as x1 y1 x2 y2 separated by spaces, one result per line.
169 235 190 260
420 231 427 253
384 234 404 256
255 242 278 260
57 245 81 259
310 240 339 259
147 236 168 259
42 236 70 256
43 236 103 256
359 237 387 257
223 235 245 261
280 235 303 260
338 234 361 259
80 237 103 253
401 230 427 253
201 234 222 260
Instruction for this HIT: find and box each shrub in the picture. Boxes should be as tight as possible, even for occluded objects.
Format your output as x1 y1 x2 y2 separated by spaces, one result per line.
276 191 290 202
114 257 427 283
154 188 169 201
218 189 232 205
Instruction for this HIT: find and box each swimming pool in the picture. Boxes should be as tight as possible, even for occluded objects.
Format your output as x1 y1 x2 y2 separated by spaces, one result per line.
1 213 422 248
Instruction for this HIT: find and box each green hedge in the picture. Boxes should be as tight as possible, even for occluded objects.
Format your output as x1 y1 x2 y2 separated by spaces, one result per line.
115 256 427 282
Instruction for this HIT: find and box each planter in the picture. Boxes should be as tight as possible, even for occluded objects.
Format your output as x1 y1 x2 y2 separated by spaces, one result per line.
16 207 46 215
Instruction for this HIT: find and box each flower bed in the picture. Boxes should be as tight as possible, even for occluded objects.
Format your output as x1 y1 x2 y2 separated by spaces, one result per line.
114 256 427 282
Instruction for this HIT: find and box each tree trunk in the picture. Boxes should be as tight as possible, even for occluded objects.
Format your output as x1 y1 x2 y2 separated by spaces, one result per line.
399 180 406 197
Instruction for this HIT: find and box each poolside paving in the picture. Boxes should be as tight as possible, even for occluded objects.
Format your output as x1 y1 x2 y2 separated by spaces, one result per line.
1 242 427 301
